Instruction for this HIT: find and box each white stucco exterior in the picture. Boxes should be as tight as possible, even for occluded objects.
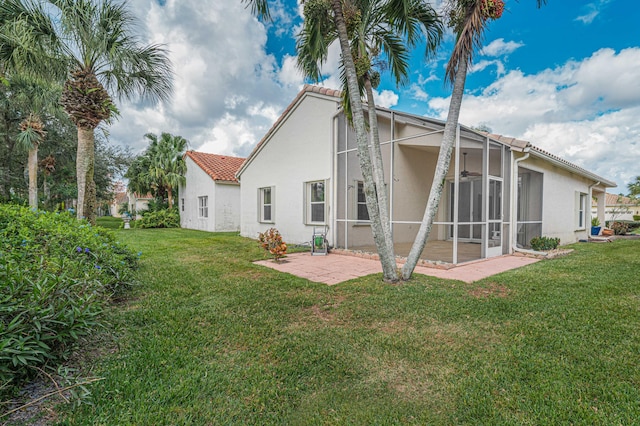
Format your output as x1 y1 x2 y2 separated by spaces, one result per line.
179 155 241 232
238 85 616 262
238 89 340 244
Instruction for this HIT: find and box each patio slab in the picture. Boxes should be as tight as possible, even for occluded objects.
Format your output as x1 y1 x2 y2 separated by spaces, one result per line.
254 252 540 285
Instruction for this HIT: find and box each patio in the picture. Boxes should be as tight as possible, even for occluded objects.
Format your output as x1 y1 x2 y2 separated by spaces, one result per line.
254 251 540 285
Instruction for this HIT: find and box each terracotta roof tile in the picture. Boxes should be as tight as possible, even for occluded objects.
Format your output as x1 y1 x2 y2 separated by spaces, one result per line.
593 192 636 206
185 151 245 183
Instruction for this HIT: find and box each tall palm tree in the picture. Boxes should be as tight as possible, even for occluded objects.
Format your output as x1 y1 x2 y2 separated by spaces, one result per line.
0 0 173 224
10 75 62 208
401 0 547 279
145 132 188 209
298 0 442 281
628 176 640 198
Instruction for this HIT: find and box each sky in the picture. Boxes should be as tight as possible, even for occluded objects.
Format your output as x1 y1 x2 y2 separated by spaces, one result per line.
111 0 640 191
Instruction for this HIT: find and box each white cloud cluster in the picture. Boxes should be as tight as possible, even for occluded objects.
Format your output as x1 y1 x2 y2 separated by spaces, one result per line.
109 0 305 157
427 47 640 187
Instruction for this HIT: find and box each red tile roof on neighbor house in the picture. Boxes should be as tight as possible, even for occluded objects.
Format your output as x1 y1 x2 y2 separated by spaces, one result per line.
592 192 635 206
184 151 245 183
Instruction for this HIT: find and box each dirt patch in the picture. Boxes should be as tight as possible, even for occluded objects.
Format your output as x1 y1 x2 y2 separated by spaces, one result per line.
468 282 511 299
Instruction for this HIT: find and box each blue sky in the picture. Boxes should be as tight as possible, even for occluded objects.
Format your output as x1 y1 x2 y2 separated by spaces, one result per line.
115 0 639 190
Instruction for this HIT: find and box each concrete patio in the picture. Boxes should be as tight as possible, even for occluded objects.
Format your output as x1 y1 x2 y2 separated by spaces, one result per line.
254 251 540 285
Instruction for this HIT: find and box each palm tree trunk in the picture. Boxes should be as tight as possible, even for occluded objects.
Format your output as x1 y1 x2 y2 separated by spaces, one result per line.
76 127 97 225
364 75 396 264
28 145 38 208
401 59 468 280
330 0 398 282
167 187 173 209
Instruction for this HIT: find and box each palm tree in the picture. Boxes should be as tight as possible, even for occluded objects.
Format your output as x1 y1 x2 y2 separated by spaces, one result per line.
298 0 442 281
10 75 62 208
0 0 173 224
401 0 547 280
145 132 188 209
628 176 640 199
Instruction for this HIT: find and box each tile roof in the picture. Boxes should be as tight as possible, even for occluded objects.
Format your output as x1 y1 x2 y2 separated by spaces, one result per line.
185 151 245 183
592 192 636 206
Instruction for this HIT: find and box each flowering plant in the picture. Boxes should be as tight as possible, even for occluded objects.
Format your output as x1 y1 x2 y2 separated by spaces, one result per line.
258 228 288 262
481 0 504 20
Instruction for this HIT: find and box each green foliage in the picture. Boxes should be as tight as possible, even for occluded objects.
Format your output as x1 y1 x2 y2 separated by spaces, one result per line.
0 204 138 396
633 215 640 221
59 230 640 424
530 236 560 251
611 221 629 235
591 216 600 227
137 208 180 229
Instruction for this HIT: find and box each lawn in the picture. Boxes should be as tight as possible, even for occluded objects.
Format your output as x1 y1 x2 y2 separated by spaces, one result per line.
55 229 640 425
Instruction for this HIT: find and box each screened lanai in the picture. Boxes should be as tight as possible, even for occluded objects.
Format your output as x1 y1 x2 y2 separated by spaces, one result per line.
333 109 534 265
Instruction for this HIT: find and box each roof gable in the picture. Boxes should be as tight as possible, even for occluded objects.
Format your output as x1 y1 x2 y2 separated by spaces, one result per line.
236 84 341 177
185 151 245 183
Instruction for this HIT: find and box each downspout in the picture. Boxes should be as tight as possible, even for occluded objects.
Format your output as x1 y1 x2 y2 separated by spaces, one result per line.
510 148 547 256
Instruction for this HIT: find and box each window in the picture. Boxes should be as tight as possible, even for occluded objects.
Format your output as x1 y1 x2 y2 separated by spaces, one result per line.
259 187 273 222
577 192 587 229
356 181 369 221
198 196 208 218
306 181 326 224
181 198 185 212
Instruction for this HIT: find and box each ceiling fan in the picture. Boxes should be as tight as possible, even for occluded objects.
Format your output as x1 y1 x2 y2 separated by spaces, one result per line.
460 152 482 178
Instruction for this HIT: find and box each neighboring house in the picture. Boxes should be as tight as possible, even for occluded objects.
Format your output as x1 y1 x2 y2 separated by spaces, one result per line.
592 193 640 222
179 151 245 232
237 85 616 265
128 192 153 219
109 191 129 217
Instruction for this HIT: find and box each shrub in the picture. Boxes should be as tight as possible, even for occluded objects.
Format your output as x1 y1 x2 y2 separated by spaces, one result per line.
530 236 560 251
0 204 138 397
138 208 180 228
611 221 629 235
258 228 287 262
633 215 640 221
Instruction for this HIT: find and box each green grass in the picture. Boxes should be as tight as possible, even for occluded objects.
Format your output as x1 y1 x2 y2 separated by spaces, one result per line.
56 230 640 425
96 216 123 229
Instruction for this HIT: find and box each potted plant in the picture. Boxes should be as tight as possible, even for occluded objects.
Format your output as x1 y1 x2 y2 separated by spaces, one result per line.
590 217 601 236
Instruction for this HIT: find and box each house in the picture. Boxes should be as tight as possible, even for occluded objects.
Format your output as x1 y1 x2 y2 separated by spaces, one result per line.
179 151 245 232
109 191 129 217
237 85 616 264
592 193 640 223
128 192 153 219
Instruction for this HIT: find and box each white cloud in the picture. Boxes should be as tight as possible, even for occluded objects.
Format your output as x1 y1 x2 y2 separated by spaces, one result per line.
426 47 640 188
575 0 612 24
480 38 524 57
109 0 302 156
409 84 429 101
374 89 399 108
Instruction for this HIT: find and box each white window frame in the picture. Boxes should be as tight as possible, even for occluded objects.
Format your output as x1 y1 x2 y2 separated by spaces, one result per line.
305 180 327 225
198 196 208 218
355 180 370 223
576 191 587 230
259 186 274 223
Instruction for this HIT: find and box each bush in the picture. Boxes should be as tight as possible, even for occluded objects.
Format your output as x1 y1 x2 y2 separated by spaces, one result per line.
138 208 180 228
258 228 287 261
611 221 629 235
0 204 138 397
530 236 560 251
633 215 640 221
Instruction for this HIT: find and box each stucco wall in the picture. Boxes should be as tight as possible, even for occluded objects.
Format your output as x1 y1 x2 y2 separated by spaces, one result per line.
214 182 241 231
239 93 338 245
518 155 593 244
180 156 241 232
